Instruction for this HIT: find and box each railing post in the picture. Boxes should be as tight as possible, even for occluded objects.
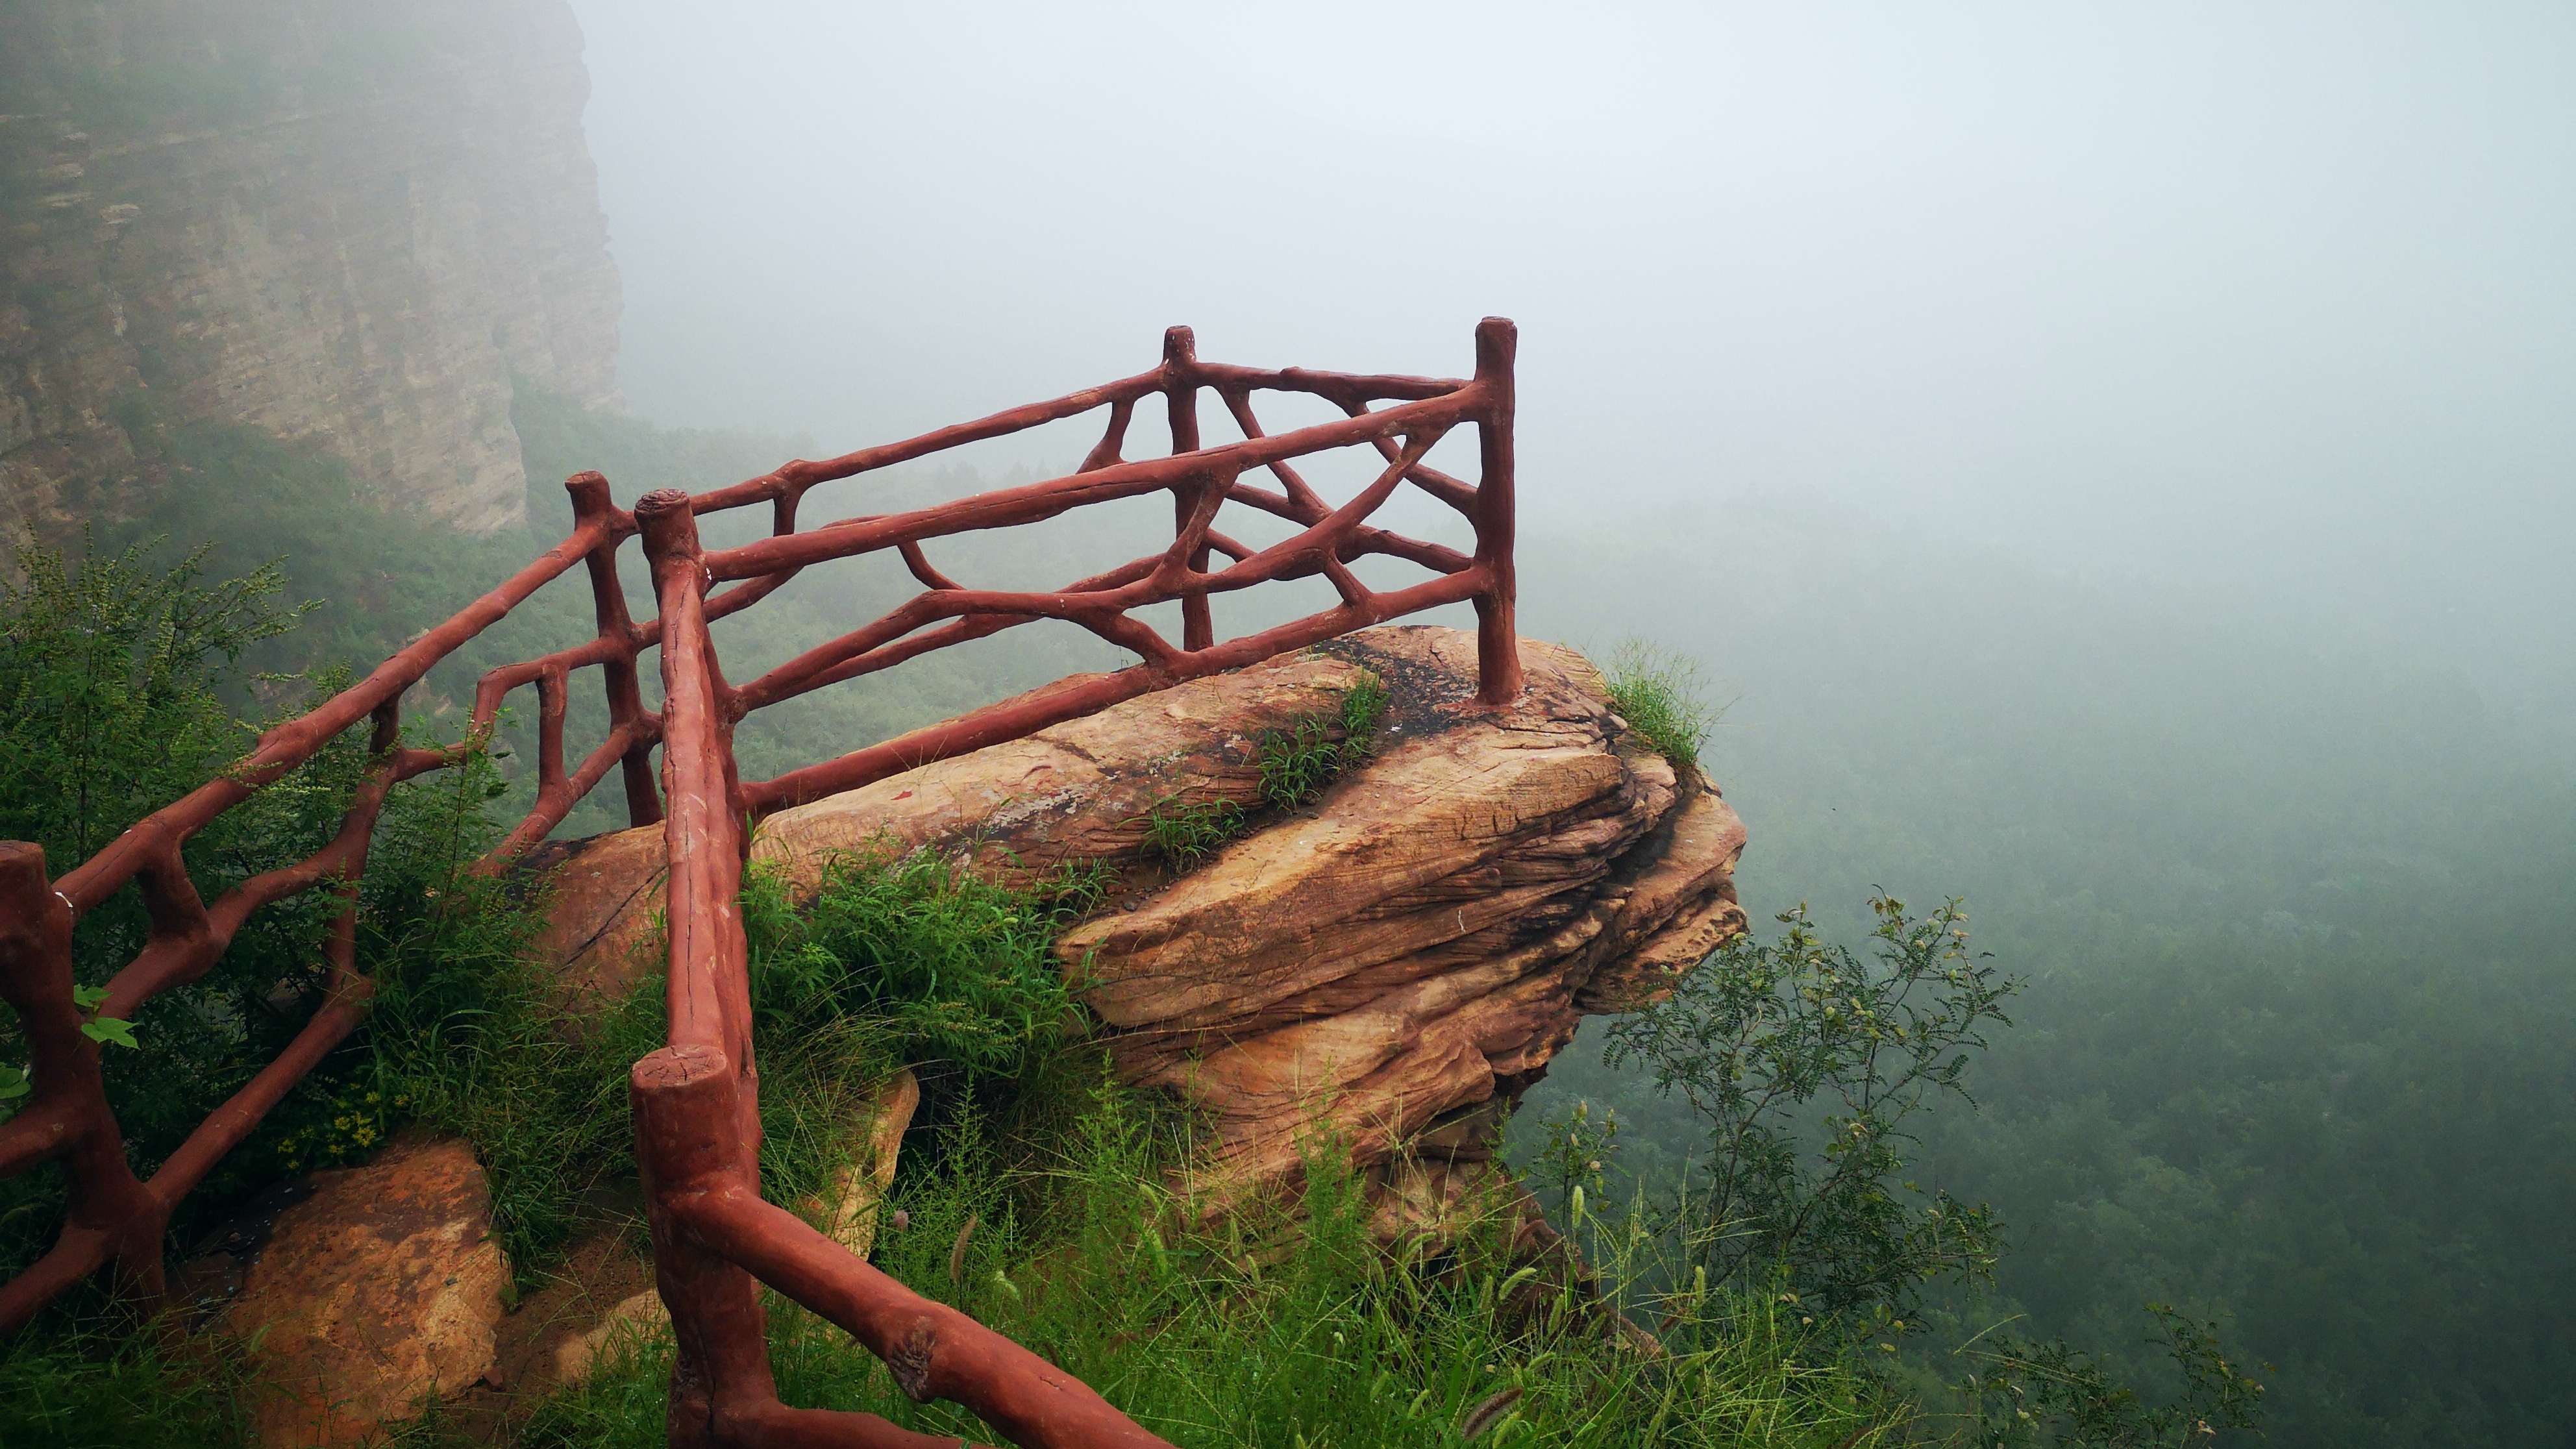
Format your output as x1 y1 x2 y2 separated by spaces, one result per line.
0 842 164 1333
1472 317 1522 706
632 1044 778 1449
569 471 663 829
633 489 774 1442
1164 325 1214 653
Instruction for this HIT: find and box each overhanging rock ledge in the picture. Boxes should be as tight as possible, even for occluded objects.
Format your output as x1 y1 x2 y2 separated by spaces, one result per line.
534 624 1748 1226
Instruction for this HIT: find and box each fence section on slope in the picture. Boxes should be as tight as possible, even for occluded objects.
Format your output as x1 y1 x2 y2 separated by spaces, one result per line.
0 319 1520 1446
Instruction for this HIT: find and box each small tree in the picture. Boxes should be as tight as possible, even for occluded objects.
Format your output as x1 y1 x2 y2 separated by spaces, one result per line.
1603 894 2014 1318
0 534 314 863
0 536 362 1242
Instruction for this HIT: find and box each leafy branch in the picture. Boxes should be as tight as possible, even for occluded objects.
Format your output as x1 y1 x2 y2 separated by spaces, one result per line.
1604 894 2018 1317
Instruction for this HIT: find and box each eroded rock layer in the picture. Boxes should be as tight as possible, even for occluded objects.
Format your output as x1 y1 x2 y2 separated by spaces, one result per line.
1056 628 1746 1200
536 626 1747 1212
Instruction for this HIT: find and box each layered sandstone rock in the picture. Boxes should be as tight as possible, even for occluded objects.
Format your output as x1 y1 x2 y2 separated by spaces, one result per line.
1055 629 1746 1204
534 626 1747 1219
201 1133 509 1447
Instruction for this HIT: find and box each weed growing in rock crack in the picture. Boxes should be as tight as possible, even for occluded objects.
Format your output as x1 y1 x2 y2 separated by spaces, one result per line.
1135 673 1392 865
1140 796 1245 866
1257 670 1389 810
1339 665 1391 743
1602 638 1718 768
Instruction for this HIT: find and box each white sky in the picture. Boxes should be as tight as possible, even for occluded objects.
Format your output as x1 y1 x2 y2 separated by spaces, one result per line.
569 1 2575 690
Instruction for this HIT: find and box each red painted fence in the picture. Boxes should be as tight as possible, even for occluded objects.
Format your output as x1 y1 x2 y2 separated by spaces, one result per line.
0 319 1520 1446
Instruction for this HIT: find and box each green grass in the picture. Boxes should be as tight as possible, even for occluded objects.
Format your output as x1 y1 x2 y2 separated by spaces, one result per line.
1257 671 1389 811
375 839 1112 1274
1601 639 1718 769
1135 673 1392 870
523 1072 1901 1449
742 846 1109 1082
343 752 658 1272
0 1328 247 1449
1141 797 1247 867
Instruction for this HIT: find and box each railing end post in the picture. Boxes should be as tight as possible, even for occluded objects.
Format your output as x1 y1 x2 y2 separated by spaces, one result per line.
564 470 613 520
1472 317 1520 708
632 1043 745 1206
0 839 47 890
634 488 704 576
1475 316 1518 384
0 839 68 952
634 486 695 530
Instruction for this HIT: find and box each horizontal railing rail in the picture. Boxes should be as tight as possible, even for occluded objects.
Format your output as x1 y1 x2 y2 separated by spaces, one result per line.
0 319 1520 1446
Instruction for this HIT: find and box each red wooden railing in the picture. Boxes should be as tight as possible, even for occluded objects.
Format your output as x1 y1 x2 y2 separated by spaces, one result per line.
0 319 1520 1445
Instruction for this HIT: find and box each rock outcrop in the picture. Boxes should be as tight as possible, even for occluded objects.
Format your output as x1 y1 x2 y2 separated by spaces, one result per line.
0 0 621 539
535 626 1747 1221
814 1069 921 1258
199 1133 510 1447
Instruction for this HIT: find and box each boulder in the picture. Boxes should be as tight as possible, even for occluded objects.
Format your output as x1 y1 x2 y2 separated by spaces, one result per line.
532 625 1746 1228
204 1133 508 1447
1058 629 1747 1206
547 1287 668 1388
532 646 1371 1009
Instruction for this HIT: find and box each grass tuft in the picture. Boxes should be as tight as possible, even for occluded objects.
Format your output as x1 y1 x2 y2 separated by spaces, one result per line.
1257 670 1388 811
1602 639 1718 769
0 1328 248 1449
1140 797 1245 867
1137 673 1393 869
743 846 1107 1082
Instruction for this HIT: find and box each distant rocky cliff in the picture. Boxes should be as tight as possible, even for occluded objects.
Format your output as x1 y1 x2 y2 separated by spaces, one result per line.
0 0 620 539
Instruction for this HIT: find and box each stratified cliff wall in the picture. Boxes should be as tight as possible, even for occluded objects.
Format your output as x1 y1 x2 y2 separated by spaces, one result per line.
0 0 620 538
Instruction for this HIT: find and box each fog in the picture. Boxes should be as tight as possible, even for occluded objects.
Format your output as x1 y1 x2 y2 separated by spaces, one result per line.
576 1 2573 716
5 8 2564 1442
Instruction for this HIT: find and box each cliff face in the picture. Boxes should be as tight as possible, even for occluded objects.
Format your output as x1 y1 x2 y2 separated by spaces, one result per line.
0 0 620 539
536 627 1749 1233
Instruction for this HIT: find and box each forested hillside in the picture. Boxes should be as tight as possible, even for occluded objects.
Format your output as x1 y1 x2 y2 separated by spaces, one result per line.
1509 501 2576 1448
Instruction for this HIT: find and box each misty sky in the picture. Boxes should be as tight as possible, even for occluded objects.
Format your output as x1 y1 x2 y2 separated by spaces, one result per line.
570 2 2573 703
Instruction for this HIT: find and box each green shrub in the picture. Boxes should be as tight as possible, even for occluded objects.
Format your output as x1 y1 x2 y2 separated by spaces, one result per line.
353 749 652 1271
0 533 641 1280
1601 895 2015 1319
1581 897 2268 1445
742 848 1107 1081
1601 638 1716 768
0 538 375 1273
1957 1304 2270 1448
